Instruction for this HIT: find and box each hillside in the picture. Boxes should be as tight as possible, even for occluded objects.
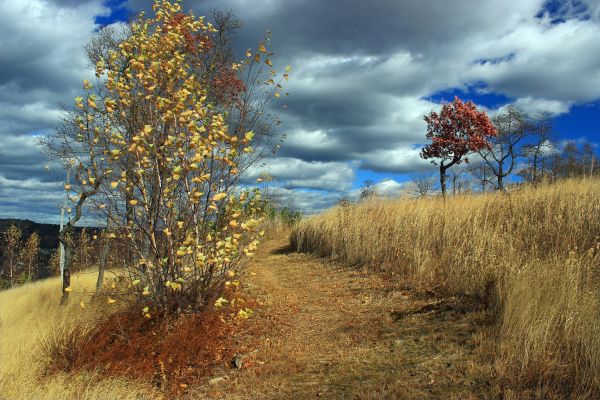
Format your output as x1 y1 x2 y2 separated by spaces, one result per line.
1 178 598 399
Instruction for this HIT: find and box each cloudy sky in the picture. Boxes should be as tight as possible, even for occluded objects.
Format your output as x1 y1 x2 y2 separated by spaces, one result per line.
1 0 599 222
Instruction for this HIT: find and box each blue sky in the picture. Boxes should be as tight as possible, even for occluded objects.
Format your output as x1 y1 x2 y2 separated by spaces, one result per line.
0 0 599 222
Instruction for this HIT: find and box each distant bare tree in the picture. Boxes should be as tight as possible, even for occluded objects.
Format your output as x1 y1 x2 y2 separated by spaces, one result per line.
520 112 556 183
410 170 437 197
478 106 531 190
465 161 494 192
2 225 22 287
20 232 40 281
449 168 465 196
581 143 597 177
359 180 377 200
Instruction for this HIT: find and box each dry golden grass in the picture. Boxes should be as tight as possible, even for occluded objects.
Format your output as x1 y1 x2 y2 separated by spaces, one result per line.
291 178 600 398
3 179 598 399
0 271 159 400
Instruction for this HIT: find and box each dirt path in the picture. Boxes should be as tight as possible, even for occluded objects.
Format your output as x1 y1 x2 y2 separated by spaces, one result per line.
191 235 492 399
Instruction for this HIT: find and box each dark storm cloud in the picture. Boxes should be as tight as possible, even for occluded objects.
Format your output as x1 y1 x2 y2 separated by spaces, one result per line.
127 0 541 58
0 0 104 220
3 0 600 219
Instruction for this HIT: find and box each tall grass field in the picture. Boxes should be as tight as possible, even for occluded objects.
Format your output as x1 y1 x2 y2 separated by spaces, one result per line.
291 178 600 398
0 272 156 399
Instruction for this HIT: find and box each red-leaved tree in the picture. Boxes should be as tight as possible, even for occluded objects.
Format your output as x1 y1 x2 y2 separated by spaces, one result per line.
420 97 497 197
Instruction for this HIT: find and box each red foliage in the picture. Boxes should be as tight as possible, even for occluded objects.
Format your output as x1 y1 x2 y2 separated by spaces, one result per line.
213 65 247 106
421 96 496 166
164 13 243 105
165 13 213 54
69 310 233 393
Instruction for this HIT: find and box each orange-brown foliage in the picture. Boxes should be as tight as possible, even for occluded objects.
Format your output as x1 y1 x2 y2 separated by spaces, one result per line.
68 310 232 393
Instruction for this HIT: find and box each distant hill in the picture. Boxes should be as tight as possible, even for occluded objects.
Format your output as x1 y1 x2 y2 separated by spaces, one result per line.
0 219 101 250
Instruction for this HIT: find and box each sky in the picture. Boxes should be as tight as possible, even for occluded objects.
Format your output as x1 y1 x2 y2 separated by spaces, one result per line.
0 0 599 223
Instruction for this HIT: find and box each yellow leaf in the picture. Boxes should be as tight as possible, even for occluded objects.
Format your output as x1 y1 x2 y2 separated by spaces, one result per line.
129 199 138 206
107 298 116 304
265 58 272 67
63 287 72 293
215 297 228 308
212 192 227 201
111 181 118 189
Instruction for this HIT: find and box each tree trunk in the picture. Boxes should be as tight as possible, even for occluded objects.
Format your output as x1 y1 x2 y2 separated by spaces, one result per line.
9 254 13 287
532 153 539 183
96 236 111 292
497 163 504 191
439 164 447 198
59 230 72 305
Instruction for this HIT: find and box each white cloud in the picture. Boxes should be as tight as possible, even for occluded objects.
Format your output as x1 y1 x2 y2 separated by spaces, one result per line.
246 157 356 192
361 146 431 173
508 97 571 116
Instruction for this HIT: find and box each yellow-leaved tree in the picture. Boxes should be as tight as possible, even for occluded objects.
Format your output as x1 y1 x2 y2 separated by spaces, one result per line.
41 0 287 316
